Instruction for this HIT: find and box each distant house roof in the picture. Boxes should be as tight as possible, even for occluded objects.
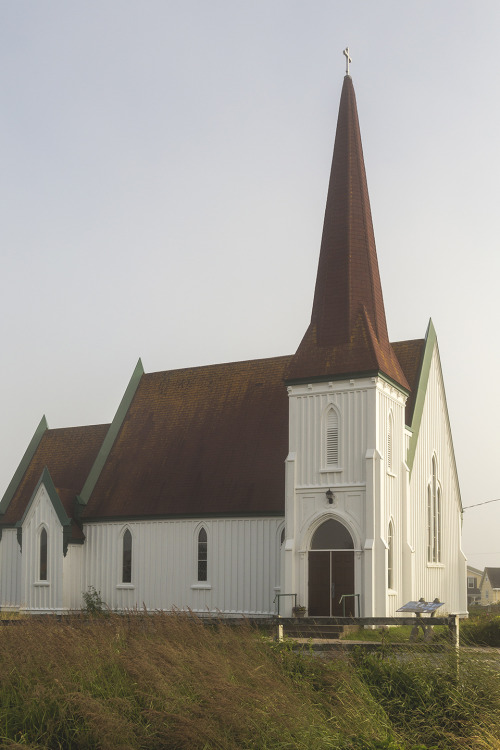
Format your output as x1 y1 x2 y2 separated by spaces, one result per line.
483 568 500 589
466 565 483 578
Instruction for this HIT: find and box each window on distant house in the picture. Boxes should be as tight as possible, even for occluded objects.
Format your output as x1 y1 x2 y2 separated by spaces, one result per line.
198 528 208 582
325 406 340 468
467 577 476 589
427 456 442 563
280 527 285 546
122 529 132 583
387 521 394 590
39 527 48 581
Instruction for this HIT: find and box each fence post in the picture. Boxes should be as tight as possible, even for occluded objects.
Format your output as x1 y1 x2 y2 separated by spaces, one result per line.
448 614 459 648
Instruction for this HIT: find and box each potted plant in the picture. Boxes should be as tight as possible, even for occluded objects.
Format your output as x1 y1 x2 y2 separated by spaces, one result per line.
292 605 307 618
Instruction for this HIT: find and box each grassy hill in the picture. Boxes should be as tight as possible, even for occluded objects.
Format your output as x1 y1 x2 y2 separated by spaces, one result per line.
0 613 499 749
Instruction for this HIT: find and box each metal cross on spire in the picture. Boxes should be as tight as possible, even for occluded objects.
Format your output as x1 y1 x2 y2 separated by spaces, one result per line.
343 47 351 75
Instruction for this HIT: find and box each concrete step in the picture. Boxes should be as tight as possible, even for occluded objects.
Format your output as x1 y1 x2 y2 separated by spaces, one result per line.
281 620 345 640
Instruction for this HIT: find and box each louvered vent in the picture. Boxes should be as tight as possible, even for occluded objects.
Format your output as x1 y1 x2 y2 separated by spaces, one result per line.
326 409 339 466
387 413 393 471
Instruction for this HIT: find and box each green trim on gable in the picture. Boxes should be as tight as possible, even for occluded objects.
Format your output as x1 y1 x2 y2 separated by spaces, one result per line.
0 416 48 515
77 358 144 507
406 319 437 473
20 467 71 527
16 466 73 555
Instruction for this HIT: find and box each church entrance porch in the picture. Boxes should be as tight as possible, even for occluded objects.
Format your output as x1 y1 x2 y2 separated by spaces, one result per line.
307 519 355 617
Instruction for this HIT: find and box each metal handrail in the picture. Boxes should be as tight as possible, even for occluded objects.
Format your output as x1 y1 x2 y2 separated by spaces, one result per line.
339 593 360 617
273 593 297 617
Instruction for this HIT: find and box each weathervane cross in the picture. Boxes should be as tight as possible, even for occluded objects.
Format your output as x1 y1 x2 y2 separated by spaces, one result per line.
343 47 351 75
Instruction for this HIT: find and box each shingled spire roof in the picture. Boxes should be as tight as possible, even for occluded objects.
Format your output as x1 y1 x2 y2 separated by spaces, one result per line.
286 75 409 391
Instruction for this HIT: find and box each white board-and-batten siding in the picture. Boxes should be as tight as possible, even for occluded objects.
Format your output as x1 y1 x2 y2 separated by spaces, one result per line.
409 344 467 614
20 484 64 612
376 384 409 616
285 377 408 617
79 516 284 615
0 528 22 610
288 381 370 488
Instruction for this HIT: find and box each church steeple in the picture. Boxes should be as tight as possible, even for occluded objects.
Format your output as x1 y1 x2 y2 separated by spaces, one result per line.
286 73 409 391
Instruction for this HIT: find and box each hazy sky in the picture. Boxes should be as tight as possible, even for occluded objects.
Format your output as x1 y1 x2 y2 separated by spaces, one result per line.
1 2 499 571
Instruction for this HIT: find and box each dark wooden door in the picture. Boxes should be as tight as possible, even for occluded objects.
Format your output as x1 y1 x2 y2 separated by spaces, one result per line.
308 550 354 616
308 551 330 616
331 552 354 616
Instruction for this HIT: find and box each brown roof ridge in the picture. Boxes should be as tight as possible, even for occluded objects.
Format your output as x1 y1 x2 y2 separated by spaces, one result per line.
391 336 425 346
146 353 293 378
44 423 111 434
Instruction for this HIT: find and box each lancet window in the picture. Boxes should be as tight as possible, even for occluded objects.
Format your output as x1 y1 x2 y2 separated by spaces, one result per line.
39 527 48 581
427 456 442 563
122 528 132 583
197 527 208 582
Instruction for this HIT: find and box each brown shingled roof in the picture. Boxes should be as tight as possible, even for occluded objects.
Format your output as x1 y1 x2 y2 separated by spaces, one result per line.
1 424 109 526
391 339 425 424
83 356 291 519
286 75 409 391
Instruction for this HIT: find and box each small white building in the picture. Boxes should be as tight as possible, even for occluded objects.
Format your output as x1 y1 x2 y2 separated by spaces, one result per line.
0 72 467 617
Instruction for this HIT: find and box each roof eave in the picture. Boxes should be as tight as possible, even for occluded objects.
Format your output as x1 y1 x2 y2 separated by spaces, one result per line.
0 416 48 517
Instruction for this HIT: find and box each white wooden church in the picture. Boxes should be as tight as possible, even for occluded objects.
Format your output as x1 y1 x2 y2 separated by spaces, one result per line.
0 69 467 617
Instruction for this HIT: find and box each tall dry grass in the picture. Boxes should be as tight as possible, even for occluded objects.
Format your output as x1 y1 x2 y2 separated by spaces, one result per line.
0 612 499 749
352 646 500 749
0 612 390 749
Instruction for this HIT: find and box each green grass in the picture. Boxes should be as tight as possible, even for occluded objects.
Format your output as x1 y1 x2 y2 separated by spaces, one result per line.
461 613 500 646
341 612 500 647
351 647 500 749
0 613 498 749
340 624 449 643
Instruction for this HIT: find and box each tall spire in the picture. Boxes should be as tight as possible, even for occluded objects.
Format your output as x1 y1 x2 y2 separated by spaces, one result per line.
286 73 409 391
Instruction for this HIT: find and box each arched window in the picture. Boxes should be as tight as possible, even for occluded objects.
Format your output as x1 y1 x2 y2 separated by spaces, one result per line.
280 527 285 546
197 528 208 582
387 412 393 472
325 407 339 468
39 527 48 581
122 529 132 583
311 519 353 550
387 521 394 589
427 456 441 563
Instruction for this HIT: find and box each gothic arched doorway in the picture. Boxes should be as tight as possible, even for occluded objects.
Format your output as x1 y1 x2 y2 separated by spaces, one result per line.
308 519 355 616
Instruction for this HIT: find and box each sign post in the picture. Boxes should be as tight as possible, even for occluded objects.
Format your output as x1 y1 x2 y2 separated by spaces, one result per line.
397 598 444 642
